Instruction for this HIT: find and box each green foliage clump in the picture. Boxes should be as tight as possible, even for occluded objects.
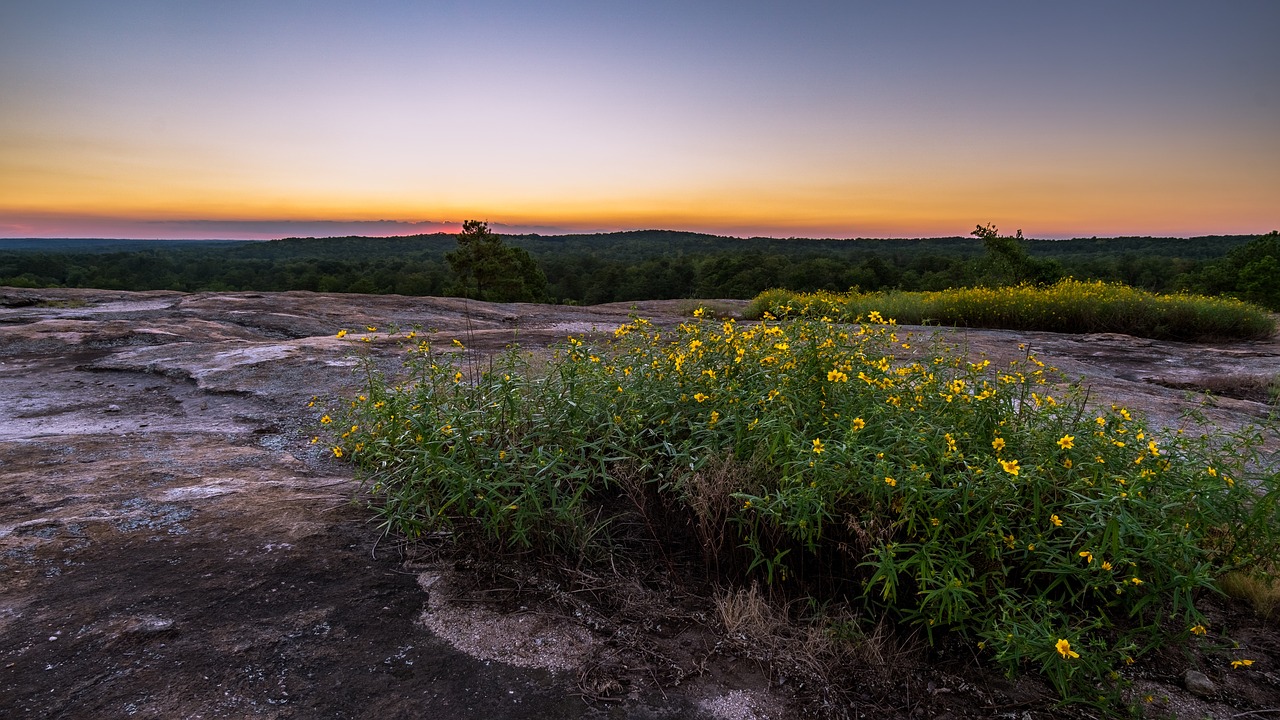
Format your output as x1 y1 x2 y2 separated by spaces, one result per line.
446 220 548 302
324 313 1279 701
746 279 1276 342
1183 230 1280 310
972 223 1062 286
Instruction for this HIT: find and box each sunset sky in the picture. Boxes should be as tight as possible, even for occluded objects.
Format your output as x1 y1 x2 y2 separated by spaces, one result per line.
2 1 1277 240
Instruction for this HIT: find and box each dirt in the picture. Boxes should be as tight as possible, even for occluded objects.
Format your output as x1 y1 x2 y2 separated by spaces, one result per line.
1 287 1278 719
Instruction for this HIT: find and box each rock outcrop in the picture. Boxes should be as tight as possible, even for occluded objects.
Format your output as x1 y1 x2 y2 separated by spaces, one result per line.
2 287 1276 719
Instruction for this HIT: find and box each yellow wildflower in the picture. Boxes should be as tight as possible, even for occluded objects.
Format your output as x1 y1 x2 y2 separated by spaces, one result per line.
884 476 896 487
991 437 1006 452
1057 434 1074 450
1231 659 1254 669
812 438 825 454
336 329 348 338
1000 459 1020 476
1190 624 1207 636
851 417 865 431
1055 639 1080 659
1050 514 1062 527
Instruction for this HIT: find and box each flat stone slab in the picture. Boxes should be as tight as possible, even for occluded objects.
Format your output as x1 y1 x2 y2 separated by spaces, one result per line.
1 286 1276 719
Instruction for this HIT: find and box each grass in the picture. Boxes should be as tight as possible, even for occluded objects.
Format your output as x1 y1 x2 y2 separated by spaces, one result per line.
321 309 1280 707
745 279 1276 342
674 298 743 319
1220 569 1280 623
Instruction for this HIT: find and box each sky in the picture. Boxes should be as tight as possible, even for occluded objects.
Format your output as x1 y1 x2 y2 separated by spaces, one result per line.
2 1 1278 240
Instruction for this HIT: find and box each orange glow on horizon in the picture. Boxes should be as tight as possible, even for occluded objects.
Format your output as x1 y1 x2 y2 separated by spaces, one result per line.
2 111 1276 240
2 4 1275 241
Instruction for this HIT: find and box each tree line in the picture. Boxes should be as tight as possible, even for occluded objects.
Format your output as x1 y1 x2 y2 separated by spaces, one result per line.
1 225 1275 309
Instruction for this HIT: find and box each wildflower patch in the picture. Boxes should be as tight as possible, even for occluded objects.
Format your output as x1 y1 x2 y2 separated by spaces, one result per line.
324 312 1280 700
746 280 1275 341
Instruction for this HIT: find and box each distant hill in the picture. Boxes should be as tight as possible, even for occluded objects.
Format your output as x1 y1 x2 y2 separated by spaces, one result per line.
0 238 253 253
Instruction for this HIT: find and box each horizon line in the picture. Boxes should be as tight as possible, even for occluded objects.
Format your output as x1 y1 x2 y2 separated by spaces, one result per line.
3 227 1277 243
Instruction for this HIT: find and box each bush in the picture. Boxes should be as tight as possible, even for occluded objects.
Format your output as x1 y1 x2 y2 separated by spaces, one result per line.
323 313 1280 701
745 279 1276 342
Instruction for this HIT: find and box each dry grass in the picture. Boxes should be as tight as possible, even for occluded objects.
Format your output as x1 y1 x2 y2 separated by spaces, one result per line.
685 456 757 570
1220 571 1280 623
714 582 921 706
716 582 784 641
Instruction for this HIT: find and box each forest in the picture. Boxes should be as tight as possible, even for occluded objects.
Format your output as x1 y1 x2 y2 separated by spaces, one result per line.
1 227 1277 310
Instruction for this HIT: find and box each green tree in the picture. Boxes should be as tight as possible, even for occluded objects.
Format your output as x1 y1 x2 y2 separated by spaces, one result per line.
445 220 548 302
1179 231 1280 309
1237 255 1280 309
973 223 1061 286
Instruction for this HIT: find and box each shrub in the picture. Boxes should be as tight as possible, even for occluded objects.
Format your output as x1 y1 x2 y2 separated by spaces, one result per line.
745 279 1276 341
323 313 1280 700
